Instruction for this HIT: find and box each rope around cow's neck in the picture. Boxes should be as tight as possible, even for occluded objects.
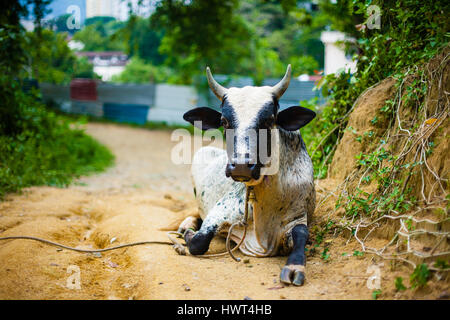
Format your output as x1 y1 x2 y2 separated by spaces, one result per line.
0 186 253 262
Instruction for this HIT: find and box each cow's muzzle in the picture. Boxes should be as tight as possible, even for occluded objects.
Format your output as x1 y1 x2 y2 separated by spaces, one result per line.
225 160 261 182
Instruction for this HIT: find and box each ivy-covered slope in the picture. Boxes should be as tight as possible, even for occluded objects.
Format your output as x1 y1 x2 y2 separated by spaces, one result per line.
314 46 449 285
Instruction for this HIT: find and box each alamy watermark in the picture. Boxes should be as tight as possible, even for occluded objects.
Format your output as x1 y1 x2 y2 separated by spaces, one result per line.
66 5 81 30
170 124 280 176
66 264 81 290
366 263 383 290
357 5 381 31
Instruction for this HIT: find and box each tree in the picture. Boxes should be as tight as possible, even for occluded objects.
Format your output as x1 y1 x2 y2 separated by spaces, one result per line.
111 57 171 83
45 14 75 34
128 17 165 65
147 0 325 84
151 0 253 83
72 18 125 52
0 0 52 135
23 29 74 84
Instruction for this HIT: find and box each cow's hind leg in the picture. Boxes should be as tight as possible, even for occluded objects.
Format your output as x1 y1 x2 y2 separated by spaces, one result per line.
177 216 202 234
280 224 308 286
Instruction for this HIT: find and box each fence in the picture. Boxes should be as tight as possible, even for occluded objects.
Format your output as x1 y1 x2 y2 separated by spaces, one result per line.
40 78 324 126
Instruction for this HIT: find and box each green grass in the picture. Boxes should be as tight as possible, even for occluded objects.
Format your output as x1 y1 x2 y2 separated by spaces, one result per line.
0 92 114 199
0 124 114 198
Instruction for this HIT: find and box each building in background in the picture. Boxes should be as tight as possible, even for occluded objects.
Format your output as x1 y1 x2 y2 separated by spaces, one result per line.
320 31 357 75
76 51 128 81
86 0 154 21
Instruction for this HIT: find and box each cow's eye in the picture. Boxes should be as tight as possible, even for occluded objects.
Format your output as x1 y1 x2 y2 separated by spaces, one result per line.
221 116 230 129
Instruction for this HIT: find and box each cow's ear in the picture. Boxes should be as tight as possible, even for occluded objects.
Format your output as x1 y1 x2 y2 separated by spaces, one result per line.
183 107 222 130
276 106 316 131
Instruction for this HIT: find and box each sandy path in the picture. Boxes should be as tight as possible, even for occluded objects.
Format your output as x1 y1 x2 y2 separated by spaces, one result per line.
0 123 444 299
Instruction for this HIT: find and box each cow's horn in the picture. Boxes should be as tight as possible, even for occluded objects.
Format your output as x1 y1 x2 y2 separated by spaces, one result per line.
206 66 227 101
271 64 291 99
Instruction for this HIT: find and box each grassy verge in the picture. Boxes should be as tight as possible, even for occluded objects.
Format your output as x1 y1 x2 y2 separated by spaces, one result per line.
0 89 114 199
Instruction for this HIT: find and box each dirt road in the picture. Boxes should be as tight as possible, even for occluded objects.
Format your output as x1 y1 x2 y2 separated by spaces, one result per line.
0 123 444 299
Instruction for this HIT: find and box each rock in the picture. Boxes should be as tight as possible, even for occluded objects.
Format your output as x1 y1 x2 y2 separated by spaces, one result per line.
182 284 190 291
438 291 450 299
268 286 284 290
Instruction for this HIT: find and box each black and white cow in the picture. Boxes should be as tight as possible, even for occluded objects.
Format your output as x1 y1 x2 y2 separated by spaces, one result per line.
181 65 316 286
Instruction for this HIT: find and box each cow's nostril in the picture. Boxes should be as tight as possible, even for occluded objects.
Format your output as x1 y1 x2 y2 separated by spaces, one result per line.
251 167 261 180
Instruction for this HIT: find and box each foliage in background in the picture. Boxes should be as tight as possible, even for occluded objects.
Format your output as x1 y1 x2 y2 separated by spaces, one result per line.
22 28 98 84
150 0 253 84
111 57 172 83
304 0 449 178
0 82 114 198
72 18 125 52
62 1 327 85
111 0 325 84
0 0 113 198
113 16 166 65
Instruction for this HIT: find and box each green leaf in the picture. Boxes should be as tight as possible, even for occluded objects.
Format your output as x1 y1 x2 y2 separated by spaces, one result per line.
394 277 407 291
372 289 382 300
410 264 430 289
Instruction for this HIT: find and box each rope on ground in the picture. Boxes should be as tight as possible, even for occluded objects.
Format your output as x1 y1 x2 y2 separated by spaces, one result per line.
0 235 174 253
166 185 253 261
0 186 254 262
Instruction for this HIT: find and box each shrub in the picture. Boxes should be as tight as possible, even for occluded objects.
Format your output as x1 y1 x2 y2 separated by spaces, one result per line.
0 76 114 198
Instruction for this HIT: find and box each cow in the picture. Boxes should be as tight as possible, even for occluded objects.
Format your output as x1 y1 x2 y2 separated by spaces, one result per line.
180 65 316 286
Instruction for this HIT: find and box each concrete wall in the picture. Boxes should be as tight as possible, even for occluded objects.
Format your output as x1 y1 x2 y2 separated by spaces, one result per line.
40 79 323 125
148 84 199 125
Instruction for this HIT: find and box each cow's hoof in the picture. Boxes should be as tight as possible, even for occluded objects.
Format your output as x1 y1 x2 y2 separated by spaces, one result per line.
184 229 213 255
183 228 196 244
280 264 305 286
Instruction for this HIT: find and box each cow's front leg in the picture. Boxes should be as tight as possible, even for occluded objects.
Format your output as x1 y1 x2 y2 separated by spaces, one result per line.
184 191 245 255
280 224 308 286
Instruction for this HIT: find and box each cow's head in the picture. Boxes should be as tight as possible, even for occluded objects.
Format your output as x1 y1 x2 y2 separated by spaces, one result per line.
183 65 316 185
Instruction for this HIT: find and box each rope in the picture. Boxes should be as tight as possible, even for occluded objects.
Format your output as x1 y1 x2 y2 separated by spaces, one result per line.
162 185 253 261
0 235 174 253
0 186 253 262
